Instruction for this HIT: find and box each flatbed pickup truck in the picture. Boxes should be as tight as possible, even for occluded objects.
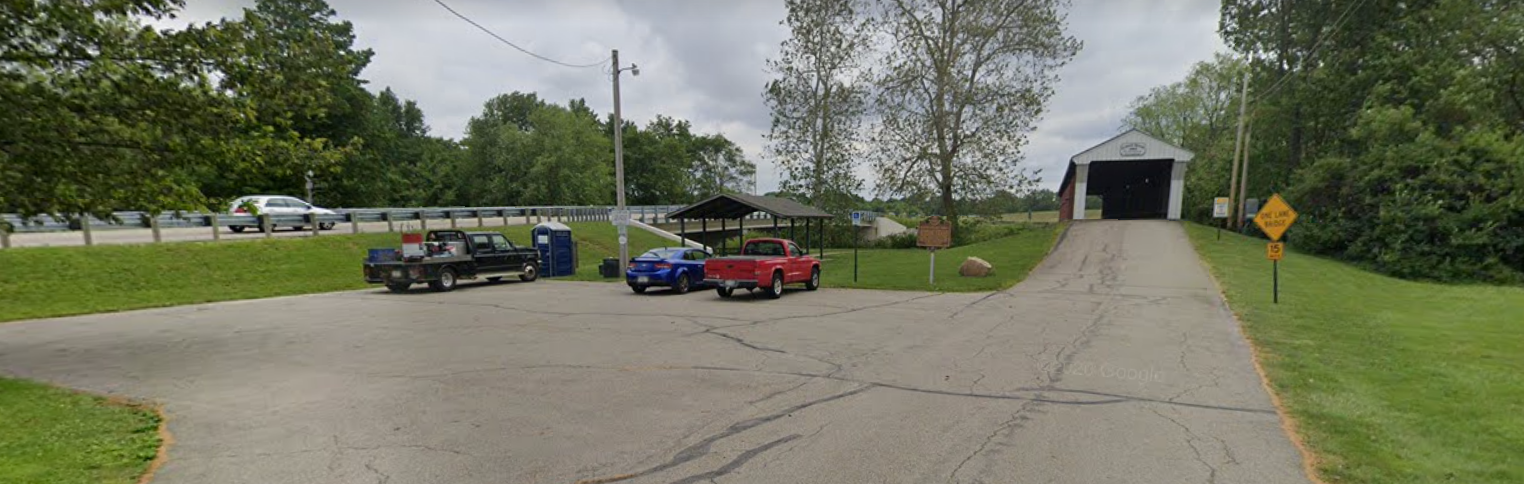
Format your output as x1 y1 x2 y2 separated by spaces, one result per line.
704 238 820 299
364 230 540 293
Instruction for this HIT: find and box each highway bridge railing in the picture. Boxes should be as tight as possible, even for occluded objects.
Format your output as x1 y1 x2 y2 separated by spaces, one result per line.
0 205 768 248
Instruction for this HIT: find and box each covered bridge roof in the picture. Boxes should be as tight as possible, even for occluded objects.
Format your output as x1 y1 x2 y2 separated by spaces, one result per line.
667 193 833 220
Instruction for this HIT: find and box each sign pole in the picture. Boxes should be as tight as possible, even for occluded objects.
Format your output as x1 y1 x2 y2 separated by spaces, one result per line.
1273 259 1280 304
853 227 859 283
929 248 935 285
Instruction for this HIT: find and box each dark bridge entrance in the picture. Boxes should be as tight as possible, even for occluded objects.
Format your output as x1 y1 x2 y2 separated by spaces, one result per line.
1088 159 1173 219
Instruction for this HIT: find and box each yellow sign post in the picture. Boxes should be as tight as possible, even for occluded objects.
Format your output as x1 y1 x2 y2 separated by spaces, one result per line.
1254 194 1297 304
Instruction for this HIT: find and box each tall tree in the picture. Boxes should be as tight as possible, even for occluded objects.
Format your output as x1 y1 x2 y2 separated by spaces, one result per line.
1123 53 1245 220
764 0 873 214
212 0 374 205
0 0 329 221
871 0 1080 237
691 134 757 197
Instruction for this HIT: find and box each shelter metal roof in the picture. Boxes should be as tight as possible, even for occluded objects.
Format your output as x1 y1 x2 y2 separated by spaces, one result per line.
666 193 833 220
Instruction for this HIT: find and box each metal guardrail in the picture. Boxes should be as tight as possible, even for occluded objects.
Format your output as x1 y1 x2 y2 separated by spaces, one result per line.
0 204 767 248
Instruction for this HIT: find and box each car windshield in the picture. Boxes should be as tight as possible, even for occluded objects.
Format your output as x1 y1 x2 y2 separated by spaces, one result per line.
743 241 785 256
640 249 681 259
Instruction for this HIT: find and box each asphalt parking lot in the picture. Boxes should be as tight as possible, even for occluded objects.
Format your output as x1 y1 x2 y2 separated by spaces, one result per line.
0 220 1309 483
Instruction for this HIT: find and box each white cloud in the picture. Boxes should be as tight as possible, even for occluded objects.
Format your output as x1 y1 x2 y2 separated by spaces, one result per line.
157 0 1223 195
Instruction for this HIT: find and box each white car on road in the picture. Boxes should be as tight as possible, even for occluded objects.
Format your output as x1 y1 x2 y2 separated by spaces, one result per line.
227 195 337 232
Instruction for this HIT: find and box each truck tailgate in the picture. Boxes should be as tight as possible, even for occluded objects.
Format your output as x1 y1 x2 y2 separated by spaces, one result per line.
706 257 763 280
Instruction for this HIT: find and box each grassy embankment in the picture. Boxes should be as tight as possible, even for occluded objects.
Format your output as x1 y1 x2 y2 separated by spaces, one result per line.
0 379 162 484
0 222 668 323
1184 223 1524 484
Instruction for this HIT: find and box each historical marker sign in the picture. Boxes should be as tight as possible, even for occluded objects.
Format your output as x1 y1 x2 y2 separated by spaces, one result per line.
1253 194 1298 241
917 216 952 249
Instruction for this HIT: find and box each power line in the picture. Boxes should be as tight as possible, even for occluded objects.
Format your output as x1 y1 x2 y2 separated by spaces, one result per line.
1251 0 1368 104
429 0 605 69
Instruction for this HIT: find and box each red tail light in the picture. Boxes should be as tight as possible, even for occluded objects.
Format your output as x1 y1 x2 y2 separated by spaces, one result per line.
655 263 671 269
628 263 636 270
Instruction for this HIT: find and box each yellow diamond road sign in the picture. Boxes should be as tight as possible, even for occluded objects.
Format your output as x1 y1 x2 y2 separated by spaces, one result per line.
1254 194 1298 242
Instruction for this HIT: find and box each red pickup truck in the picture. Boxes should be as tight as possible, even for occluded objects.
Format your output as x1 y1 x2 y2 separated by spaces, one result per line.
704 238 821 299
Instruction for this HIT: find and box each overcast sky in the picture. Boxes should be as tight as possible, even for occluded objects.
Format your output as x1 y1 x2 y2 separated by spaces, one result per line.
160 0 1226 194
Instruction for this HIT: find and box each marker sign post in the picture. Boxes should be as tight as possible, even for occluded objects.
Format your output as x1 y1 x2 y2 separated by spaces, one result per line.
1253 194 1298 304
917 216 953 285
1212 197 1230 240
850 211 877 283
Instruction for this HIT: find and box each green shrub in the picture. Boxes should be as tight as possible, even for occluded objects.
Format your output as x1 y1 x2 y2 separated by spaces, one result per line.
1287 105 1524 283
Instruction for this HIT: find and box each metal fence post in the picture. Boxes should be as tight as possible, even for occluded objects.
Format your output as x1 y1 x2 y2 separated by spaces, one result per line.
147 214 162 243
310 213 320 237
448 210 457 229
210 213 221 242
419 211 427 230
476 210 484 228
502 209 510 227
385 212 395 232
81 216 94 246
261 214 272 239
350 212 359 234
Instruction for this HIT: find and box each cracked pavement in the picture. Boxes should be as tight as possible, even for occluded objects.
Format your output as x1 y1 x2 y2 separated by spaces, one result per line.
0 220 1308 483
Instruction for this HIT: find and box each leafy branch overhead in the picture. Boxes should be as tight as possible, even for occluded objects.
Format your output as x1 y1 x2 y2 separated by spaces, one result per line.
764 0 1080 237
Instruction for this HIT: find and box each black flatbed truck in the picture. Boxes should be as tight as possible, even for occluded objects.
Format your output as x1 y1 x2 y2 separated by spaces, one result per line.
364 230 541 293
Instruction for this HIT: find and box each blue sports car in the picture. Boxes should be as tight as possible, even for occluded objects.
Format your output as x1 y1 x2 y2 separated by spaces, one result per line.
627 247 712 294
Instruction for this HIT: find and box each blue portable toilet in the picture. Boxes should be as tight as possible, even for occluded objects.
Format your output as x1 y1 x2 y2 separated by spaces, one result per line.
532 222 576 277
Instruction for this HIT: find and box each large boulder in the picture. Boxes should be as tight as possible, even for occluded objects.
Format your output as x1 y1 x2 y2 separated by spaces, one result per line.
959 257 993 277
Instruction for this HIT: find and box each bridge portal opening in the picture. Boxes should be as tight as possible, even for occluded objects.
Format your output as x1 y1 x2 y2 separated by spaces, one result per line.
1088 159 1172 219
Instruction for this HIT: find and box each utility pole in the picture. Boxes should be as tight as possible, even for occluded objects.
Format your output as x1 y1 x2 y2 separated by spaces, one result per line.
1228 68 1250 229
1238 120 1254 225
612 49 639 277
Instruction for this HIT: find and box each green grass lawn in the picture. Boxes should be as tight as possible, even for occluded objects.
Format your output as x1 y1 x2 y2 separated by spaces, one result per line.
819 223 1061 292
1184 223 1524 484
0 378 161 484
0 222 671 323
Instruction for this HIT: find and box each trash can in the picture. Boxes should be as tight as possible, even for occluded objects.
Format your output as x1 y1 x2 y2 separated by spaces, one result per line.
600 257 620 278
532 222 576 277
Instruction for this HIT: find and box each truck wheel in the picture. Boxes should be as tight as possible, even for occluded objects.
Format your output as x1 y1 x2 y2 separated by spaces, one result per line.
717 287 734 298
764 271 784 299
805 267 820 291
429 267 458 292
230 226 246 233
519 263 539 282
320 222 336 230
631 285 647 294
674 273 691 294
385 282 410 293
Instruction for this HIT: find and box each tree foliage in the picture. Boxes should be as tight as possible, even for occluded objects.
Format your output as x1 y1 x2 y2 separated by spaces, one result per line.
0 0 332 221
764 0 872 216
870 0 1079 239
1127 0 1524 283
